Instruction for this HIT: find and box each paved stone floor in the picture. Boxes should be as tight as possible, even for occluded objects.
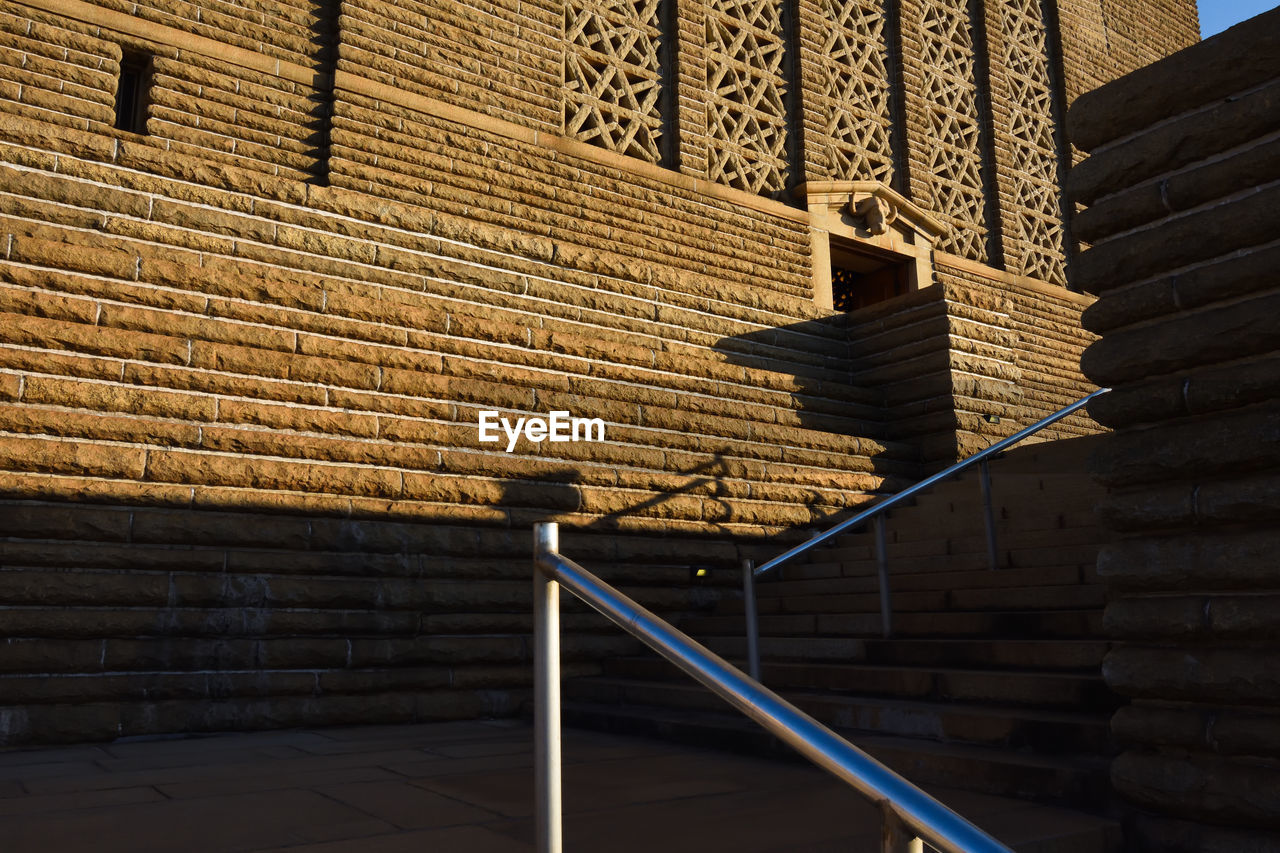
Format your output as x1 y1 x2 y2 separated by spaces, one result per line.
0 720 1119 852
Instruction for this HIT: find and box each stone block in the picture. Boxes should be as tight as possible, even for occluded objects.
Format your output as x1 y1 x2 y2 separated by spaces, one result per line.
0 502 131 542
1075 184 1280 294
1082 289 1280 386
1130 814 1280 853
1090 402 1280 488
1070 79 1280 207
1098 528 1280 591
1112 750 1280 827
1105 646 1280 704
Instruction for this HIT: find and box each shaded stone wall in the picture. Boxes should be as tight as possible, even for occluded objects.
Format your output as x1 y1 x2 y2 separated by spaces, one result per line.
1070 9 1280 850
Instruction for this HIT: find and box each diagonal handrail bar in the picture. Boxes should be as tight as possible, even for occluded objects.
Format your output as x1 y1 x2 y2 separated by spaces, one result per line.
752 388 1111 578
533 521 1013 853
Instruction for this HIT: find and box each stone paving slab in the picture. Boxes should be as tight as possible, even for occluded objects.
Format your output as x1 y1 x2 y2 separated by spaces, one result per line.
0 720 1120 852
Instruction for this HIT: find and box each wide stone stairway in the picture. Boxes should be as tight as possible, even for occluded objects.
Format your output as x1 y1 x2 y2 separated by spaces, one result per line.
563 435 1119 821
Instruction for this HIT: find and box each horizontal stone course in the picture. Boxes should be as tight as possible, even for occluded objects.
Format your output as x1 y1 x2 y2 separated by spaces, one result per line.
1069 78 1280 209
1075 182 1280 294
1112 750 1280 827
1112 704 1280 757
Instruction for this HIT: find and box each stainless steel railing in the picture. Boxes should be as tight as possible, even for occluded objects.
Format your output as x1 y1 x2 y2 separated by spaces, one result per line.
533 521 1014 853
740 388 1110 672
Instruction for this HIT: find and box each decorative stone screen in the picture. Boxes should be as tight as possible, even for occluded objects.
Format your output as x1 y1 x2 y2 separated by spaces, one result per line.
704 0 790 194
564 0 666 163
994 0 1066 285
915 0 989 261
819 0 894 184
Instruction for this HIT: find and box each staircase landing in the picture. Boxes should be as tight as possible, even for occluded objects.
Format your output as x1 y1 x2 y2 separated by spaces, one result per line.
0 720 1119 852
566 434 1118 810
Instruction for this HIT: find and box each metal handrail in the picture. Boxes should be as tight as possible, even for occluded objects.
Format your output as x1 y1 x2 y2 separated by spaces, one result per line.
754 388 1111 578
533 521 1014 853
737 388 1110 663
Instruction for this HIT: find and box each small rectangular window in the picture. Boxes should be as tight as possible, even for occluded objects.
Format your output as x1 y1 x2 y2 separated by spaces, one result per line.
114 52 152 133
830 245 911 312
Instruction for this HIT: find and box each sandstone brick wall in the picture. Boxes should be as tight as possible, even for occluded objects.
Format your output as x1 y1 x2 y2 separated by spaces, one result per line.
1070 9 1280 849
326 91 815 302
1055 0 1198 173
1056 0 1199 111
341 0 560 132
1 0 333 179
0 0 1188 745
847 255 1098 467
0 5 119 131
0 0 915 744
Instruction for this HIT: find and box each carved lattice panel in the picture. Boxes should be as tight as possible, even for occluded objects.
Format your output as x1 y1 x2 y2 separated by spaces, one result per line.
564 0 665 163
917 2 988 261
996 0 1066 285
820 0 894 183
705 0 790 194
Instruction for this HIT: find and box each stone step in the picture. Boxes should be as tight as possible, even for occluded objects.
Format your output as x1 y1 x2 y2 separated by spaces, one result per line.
750 584 1105 616
562 700 1113 809
752 564 1089 598
0 604 710 639
0 569 723 612
830 521 1103 556
666 628 1108 671
683 608 1105 639
830 508 1102 547
814 546 1099 576
809 537 1098 572
603 657 1117 711
0 631 637 675
565 677 1114 753
787 556 1096 583
855 637 1108 671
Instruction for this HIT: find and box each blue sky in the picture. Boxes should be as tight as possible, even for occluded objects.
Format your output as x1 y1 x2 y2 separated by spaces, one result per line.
1200 1 1279 37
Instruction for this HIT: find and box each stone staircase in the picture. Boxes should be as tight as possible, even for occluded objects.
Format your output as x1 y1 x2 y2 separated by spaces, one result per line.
563 435 1119 814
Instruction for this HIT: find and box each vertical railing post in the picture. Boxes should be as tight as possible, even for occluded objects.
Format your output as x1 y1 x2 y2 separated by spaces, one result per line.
882 809 925 853
979 460 999 571
874 515 892 638
533 522 562 853
742 558 761 681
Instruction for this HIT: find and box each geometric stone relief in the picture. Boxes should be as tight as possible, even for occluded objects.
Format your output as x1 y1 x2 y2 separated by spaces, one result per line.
705 0 790 194
564 0 665 163
916 0 989 261
995 0 1067 285
820 0 895 184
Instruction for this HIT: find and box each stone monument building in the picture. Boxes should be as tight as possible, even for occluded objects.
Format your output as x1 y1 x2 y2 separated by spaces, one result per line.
0 0 1196 791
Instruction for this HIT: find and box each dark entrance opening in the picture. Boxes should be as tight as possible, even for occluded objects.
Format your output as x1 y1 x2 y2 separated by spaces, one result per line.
830 243 911 311
114 52 153 134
